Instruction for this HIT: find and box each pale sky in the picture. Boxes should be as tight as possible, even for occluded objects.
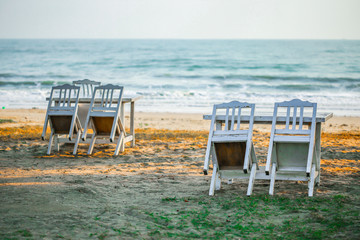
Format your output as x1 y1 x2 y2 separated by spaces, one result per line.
0 0 359 39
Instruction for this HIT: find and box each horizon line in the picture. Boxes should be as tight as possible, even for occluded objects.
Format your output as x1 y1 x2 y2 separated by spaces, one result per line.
0 37 359 41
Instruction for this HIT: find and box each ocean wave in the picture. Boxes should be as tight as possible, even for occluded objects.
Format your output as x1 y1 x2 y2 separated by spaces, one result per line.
0 80 68 86
0 72 75 79
345 83 360 91
273 84 329 91
0 73 38 79
215 75 360 83
154 74 203 79
154 73 360 83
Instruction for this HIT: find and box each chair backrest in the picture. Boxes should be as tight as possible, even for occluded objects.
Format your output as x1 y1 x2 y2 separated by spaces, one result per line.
210 101 255 135
268 99 318 175
82 84 124 139
89 84 124 114
271 99 317 136
47 84 80 112
42 84 81 139
73 79 101 97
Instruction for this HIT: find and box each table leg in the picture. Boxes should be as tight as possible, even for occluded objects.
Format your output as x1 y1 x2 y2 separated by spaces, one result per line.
120 102 125 152
315 122 321 185
130 101 135 147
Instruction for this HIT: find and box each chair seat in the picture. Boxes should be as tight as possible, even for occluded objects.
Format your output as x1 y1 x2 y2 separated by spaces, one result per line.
50 116 79 134
214 142 247 170
212 134 248 143
92 116 118 135
90 111 118 117
273 135 310 143
48 111 76 116
277 166 307 172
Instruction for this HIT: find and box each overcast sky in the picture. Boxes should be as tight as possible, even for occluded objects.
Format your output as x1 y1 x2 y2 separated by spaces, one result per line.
0 0 359 39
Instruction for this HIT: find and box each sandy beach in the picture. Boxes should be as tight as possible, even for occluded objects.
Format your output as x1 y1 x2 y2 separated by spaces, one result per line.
1 108 360 132
0 109 359 239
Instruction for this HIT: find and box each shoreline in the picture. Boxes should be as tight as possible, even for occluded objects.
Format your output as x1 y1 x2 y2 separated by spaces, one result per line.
0 108 359 133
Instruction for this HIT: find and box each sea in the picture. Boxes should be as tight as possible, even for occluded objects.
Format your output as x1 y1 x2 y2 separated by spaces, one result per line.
0 39 359 116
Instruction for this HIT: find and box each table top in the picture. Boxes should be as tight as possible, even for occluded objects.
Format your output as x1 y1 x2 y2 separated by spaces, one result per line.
203 112 333 124
47 95 143 103
78 95 143 103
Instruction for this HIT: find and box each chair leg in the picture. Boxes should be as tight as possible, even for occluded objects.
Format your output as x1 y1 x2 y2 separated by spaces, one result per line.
120 136 125 152
203 144 212 175
247 163 257 196
73 131 81 155
47 130 54 155
308 164 316 197
87 133 97 155
315 174 320 186
209 164 218 196
215 171 221 190
269 163 277 195
54 136 60 152
114 132 124 156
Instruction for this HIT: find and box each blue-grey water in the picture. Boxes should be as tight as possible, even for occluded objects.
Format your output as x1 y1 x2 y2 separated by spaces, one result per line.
0 39 359 115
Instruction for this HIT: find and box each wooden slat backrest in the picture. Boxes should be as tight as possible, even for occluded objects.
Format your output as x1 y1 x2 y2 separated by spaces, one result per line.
48 84 80 110
73 79 101 97
266 99 317 175
203 100 255 174
41 84 80 141
274 99 316 135
213 101 255 132
82 84 124 142
90 84 124 111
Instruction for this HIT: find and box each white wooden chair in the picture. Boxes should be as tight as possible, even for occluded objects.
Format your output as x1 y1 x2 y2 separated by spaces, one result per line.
80 84 126 156
72 79 101 97
41 84 82 155
265 99 318 197
73 79 101 127
203 101 258 196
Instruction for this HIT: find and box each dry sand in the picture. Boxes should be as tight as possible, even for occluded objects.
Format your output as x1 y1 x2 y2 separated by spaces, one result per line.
0 109 359 238
1 108 360 132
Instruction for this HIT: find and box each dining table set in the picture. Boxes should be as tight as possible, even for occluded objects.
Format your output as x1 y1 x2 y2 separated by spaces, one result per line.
42 79 142 155
41 80 334 197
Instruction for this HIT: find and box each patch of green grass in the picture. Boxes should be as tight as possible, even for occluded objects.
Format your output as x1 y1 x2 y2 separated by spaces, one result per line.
0 119 15 124
111 227 140 237
17 229 32 237
162 197 178 202
97 232 108 240
2 193 356 239
141 194 359 239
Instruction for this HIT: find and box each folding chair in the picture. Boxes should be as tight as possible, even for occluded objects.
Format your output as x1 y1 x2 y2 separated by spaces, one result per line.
41 84 82 155
73 79 101 97
203 101 258 196
265 99 318 197
81 84 126 156
73 79 101 126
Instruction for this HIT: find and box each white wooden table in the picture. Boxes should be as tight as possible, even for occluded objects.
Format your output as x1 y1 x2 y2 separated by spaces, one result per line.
47 95 142 151
203 112 333 181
